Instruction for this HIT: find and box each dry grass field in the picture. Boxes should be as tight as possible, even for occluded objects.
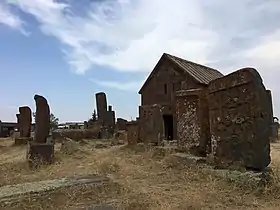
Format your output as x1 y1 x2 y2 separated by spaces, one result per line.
0 137 280 209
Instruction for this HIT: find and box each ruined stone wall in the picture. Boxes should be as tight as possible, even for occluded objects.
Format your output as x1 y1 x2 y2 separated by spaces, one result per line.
116 118 127 130
52 128 101 142
175 88 210 156
127 121 139 145
208 67 271 170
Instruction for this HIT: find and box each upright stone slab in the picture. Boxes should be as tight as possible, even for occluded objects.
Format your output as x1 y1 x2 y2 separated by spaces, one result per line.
27 95 54 168
15 106 32 145
139 104 164 145
34 95 50 143
208 68 271 170
19 106 32 137
95 92 108 125
175 88 210 156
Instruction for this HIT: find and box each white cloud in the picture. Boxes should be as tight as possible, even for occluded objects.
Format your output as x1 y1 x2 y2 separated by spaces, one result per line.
2 0 280 116
5 0 219 74
245 29 280 68
0 2 28 34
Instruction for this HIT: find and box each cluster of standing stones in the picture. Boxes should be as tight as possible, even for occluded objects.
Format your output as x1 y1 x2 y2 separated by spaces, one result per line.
12 68 277 173
127 67 275 171
15 94 53 169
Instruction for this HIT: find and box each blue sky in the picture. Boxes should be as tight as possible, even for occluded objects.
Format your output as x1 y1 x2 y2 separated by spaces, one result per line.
0 0 280 123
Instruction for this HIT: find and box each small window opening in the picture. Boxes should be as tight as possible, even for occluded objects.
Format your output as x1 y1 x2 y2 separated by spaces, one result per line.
164 84 167 94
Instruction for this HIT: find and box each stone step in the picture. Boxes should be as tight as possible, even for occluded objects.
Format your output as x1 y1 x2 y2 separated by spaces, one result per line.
0 174 109 203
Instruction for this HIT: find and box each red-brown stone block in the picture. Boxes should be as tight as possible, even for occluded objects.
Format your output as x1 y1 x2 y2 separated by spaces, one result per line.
208 67 271 170
175 88 210 156
27 141 54 168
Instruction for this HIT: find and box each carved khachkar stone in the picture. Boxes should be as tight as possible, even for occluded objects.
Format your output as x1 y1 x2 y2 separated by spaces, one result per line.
139 104 164 145
208 68 271 170
175 88 210 156
14 106 32 145
27 94 54 168
34 95 50 143
19 106 32 138
95 92 108 125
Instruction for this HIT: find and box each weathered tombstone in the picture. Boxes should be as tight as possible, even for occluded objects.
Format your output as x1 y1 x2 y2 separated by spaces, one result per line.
208 68 271 170
139 104 164 145
102 105 115 138
14 106 32 145
175 88 210 156
95 92 108 126
27 94 54 168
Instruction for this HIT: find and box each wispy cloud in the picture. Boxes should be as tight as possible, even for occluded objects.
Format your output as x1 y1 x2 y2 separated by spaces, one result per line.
90 78 145 92
0 2 28 35
2 0 280 110
4 0 218 74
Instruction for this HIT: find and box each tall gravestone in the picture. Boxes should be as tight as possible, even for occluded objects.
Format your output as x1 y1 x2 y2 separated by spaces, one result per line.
95 92 107 125
208 68 271 170
19 106 32 138
27 94 54 168
14 106 32 145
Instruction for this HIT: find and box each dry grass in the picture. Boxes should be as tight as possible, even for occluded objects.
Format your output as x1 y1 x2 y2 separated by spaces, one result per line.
1 138 280 209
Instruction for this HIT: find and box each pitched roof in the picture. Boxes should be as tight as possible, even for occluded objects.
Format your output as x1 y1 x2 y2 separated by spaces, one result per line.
138 53 224 94
165 53 224 84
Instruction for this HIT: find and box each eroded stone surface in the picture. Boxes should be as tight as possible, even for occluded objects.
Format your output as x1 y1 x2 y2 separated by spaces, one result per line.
139 104 164 144
18 106 32 138
175 89 210 156
27 142 54 168
34 95 50 143
208 67 272 170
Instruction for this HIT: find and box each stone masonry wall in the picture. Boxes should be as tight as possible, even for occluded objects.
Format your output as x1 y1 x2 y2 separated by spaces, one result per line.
208 67 272 170
175 88 210 156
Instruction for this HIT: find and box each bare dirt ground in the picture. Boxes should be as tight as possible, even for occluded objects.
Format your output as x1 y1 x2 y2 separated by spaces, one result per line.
0 137 280 210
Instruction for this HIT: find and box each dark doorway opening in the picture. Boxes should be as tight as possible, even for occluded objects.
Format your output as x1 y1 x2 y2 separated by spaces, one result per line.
163 114 173 140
